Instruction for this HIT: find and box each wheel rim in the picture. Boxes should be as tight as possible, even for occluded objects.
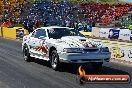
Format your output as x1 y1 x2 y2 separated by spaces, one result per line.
51 54 58 68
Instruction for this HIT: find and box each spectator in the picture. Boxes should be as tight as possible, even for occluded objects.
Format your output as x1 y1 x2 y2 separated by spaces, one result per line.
23 19 33 33
65 20 70 27
87 23 92 32
1 19 12 28
34 20 40 28
23 19 28 30
27 20 34 33
1 1 132 28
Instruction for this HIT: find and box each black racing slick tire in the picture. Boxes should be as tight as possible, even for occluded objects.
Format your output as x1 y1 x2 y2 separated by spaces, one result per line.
50 50 60 70
23 46 32 62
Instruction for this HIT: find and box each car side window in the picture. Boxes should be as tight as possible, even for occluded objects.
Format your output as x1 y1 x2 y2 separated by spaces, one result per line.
34 29 47 38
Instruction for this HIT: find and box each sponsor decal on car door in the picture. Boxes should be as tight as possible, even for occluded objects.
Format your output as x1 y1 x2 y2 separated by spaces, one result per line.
33 39 49 55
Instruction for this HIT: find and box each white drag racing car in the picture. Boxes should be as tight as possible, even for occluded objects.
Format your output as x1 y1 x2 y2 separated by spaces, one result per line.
22 26 111 70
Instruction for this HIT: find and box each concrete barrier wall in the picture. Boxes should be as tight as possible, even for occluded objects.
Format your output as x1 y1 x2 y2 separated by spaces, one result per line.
24 29 29 35
107 43 132 62
79 31 92 37
13 27 29 35
118 29 131 41
0 28 2 37
2 27 16 39
93 27 132 41
93 39 132 63
2 27 29 39
99 28 111 39
92 27 100 37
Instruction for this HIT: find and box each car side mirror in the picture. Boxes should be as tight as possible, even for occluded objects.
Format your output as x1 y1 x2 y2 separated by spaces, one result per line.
39 36 45 39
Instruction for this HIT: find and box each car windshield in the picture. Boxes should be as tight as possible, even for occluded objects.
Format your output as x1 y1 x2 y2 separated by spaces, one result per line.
47 28 85 39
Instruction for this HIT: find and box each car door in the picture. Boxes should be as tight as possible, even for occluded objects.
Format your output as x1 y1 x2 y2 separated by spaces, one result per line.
29 29 48 57
28 30 38 54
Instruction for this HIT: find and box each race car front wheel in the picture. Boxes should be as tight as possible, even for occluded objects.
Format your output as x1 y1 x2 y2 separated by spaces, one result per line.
23 46 32 62
50 50 60 70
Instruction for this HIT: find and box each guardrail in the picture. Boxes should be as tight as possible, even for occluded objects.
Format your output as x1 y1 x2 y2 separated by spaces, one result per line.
0 28 2 37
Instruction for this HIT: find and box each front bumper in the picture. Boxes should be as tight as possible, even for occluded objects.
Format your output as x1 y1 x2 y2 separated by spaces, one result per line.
58 52 111 63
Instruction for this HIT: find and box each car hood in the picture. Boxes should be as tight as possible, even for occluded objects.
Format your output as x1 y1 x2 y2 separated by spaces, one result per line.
48 36 104 48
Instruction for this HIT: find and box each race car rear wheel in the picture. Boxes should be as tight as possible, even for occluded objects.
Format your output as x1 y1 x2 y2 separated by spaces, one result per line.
23 46 32 62
50 50 60 70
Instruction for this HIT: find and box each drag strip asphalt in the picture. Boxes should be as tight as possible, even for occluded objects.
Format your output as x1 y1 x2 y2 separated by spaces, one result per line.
0 38 132 88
